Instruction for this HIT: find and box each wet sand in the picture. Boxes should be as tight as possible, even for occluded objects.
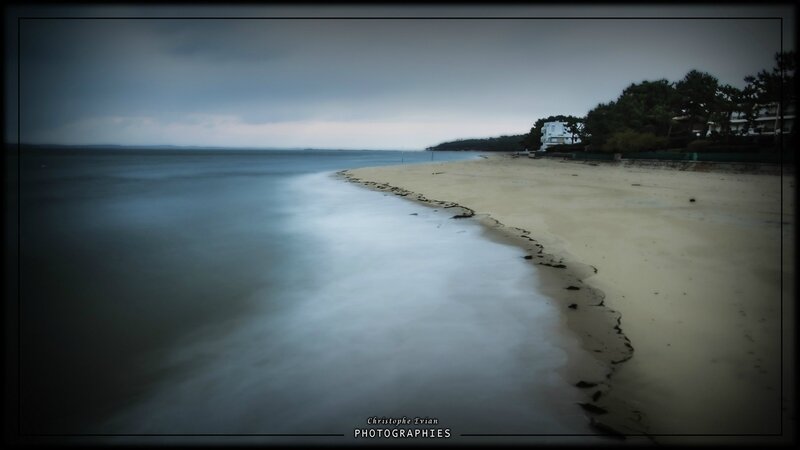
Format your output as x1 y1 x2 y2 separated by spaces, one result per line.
341 154 795 444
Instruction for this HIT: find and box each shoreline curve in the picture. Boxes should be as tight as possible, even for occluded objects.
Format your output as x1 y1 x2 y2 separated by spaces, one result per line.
337 168 646 439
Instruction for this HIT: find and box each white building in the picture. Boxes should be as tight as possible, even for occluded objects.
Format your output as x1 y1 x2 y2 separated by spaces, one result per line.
538 121 582 151
707 101 796 136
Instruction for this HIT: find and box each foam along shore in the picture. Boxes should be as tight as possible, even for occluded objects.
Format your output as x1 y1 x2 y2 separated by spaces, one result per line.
341 155 795 444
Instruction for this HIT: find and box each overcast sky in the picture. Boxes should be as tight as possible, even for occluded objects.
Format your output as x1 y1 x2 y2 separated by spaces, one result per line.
4 4 795 149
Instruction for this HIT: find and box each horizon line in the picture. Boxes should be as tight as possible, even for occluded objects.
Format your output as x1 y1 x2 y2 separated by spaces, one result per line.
8 143 435 152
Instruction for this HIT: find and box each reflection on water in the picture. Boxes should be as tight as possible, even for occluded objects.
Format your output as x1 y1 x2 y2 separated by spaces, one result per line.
19 148 595 443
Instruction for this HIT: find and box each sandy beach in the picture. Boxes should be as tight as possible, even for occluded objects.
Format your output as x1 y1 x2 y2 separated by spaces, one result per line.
342 155 795 444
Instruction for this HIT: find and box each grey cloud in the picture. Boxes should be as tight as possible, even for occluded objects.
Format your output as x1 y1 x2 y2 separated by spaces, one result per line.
7 8 794 146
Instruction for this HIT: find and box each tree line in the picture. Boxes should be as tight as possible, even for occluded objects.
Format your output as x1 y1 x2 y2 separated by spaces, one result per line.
429 51 794 153
546 50 795 152
426 134 526 152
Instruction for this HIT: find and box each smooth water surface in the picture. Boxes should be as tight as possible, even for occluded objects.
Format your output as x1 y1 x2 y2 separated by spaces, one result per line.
18 148 596 443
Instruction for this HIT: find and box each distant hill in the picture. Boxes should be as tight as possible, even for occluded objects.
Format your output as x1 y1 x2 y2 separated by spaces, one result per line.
426 134 526 152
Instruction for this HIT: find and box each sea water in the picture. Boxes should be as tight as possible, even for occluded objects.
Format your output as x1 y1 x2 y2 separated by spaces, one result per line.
17 148 596 443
